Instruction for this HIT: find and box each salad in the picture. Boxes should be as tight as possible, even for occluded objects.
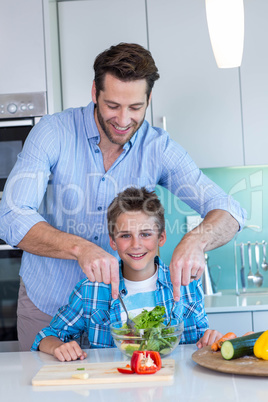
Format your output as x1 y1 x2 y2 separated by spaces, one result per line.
113 306 183 357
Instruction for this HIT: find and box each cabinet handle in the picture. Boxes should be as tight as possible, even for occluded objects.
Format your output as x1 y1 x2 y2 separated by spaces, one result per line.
0 119 34 127
162 116 167 131
0 244 20 250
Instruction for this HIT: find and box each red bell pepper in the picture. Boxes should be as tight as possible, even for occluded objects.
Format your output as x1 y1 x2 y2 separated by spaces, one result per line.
130 351 162 375
117 364 134 374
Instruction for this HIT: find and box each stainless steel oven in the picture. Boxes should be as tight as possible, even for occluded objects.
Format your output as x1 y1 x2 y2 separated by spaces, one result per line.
0 118 34 197
0 92 46 341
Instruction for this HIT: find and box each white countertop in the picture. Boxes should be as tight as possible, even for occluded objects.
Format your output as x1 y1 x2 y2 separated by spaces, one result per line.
2 345 268 401
205 289 268 313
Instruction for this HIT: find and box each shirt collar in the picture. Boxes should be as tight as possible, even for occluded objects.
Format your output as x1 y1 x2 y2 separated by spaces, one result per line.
84 102 100 140
154 256 170 288
117 256 169 291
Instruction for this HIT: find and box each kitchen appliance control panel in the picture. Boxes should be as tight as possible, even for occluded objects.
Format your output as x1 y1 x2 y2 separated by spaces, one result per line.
0 92 47 119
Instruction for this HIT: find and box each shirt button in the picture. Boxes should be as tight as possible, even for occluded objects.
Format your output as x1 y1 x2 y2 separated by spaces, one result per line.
94 236 98 240
121 289 126 295
97 206 102 211
102 177 105 181
95 149 100 153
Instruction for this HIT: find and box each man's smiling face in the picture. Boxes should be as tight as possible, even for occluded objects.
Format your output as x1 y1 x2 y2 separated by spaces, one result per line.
92 73 150 146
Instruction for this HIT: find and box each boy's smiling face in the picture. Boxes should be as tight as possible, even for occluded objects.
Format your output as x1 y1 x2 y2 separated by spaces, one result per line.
109 211 166 281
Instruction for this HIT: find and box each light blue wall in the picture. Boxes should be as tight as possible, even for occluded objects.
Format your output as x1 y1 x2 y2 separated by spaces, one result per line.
156 166 268 291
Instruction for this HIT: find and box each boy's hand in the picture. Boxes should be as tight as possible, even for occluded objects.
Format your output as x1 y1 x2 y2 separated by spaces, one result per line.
53 340 87 362
196 329 223 349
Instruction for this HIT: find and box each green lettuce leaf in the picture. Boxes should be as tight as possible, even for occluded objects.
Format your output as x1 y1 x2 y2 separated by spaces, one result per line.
132 306 166 330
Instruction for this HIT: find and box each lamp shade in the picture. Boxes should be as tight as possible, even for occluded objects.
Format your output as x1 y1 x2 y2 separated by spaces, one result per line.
205 0 245 68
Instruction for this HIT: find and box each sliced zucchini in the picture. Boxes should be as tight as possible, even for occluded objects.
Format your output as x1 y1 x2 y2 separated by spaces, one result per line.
221 331 264 360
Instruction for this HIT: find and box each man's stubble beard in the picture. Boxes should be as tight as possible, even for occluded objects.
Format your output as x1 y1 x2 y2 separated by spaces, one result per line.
95 103 146 146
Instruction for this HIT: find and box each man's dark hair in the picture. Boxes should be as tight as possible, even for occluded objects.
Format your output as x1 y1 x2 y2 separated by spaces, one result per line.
107 187 165 239
93 43 160 101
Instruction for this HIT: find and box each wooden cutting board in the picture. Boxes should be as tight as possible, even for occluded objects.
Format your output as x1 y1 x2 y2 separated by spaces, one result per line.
192 346 268 376
32 359 175 386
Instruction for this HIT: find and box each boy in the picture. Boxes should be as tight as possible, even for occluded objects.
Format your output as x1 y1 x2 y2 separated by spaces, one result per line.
31 187 222 361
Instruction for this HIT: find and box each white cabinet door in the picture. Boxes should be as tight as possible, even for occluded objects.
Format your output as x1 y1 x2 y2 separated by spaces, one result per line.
252 311 268 332
58 0 149 111
240 0 268 166
147 0 244 168
0 0 46 94
207 312 252 335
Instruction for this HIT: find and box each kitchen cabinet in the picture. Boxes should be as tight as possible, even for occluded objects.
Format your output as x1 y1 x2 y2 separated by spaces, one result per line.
208 310 268 334
57 0 149 118
147 0 244 168
207 312 252 336
0 0 46 95
252 311 268 332
240 0 268 166
0 0 61 114
43 0 62 114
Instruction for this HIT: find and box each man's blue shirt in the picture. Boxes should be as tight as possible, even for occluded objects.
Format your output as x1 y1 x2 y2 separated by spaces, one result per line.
0 102 246 315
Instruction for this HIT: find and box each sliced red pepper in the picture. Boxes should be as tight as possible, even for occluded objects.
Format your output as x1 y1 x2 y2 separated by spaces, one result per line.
117 365 135 374
130 351 162 375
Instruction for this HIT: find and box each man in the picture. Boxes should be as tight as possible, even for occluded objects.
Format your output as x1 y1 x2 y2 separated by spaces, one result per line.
0 43 246 350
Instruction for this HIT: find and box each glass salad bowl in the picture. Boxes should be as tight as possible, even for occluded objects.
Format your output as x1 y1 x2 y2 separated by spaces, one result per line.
110 318 184 358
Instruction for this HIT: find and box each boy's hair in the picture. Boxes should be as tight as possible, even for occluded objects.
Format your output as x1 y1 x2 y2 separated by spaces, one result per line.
107 187 165 239
93 43 160 101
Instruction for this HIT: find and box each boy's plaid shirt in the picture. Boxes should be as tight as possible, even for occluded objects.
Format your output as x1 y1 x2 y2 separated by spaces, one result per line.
31 256 208 350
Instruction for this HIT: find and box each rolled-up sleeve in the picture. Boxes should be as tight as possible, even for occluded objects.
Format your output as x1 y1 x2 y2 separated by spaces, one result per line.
31 284 86 351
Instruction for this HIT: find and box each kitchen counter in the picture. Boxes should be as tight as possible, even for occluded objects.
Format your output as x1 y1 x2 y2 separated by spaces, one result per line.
2 345 268 401
205 289 268 313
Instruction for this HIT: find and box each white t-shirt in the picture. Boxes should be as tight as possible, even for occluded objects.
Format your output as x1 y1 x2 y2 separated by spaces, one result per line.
120 267 158 322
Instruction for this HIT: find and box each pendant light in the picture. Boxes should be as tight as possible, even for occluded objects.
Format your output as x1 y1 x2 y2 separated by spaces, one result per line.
205 0 245 68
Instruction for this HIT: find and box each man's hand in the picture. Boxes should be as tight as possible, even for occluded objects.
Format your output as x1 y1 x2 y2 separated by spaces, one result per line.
169 210 239 300
169 234 206 301
76 242 119 300
196 329 223 349
18 222 120 300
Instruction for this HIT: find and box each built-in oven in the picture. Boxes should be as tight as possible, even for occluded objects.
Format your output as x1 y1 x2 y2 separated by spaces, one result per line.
0 92 47 341
0 118 35 196
0 241 23 341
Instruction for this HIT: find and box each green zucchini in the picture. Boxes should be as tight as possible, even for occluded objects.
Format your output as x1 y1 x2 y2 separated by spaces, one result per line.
221 331 264 360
